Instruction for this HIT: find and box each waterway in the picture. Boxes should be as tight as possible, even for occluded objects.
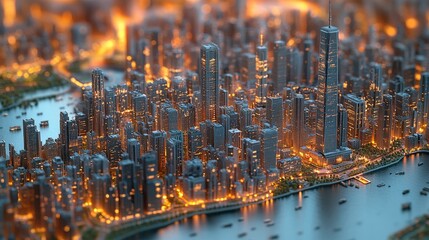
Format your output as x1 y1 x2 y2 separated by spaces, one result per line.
0 68 123 152
139 153 429 240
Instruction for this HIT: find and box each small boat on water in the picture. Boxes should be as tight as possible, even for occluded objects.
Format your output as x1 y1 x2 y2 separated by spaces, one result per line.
377 183 386 188
37 112 43 116
16 115 21 119
420 191 428 196
251 227 256 231
339 182 348 188
402 189 410 195
349 182 354 187
355 185 360 189
40 120 49 127
238 217 244 222
339 198 347 204
266 221 275 227
264 219 272 224
2 112 8 117
418 162 424 166
60 106 65 110
303 195 309 199
295 206 302 211
222 223 233 228
21 111 26 115
238 232 247 238
402 202 411 211
395 171 405 175
269 235 279 240
422 187 429 192
189 232 197 237
9 126 21 132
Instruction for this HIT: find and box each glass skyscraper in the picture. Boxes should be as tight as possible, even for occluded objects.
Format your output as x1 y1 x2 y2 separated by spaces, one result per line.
200 42 220 122
316 26 339 155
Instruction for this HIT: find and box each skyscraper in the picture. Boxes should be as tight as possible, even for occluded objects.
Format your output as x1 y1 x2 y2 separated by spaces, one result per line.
316 25 339 155
255 36 268 107
302 36 314 85
92 69 105 137
343 94 365 140
200 42 220 122
272 40 287 93
292 94 305 151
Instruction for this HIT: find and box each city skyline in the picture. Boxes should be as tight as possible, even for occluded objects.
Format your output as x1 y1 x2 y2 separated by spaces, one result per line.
0 0 429 239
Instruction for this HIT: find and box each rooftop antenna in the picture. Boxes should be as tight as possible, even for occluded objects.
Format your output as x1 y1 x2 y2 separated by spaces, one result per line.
260 33 264 46
329 0 331 28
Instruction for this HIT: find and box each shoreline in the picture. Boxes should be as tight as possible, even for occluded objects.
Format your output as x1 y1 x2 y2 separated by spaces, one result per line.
105 150 428 240
0 85 72 112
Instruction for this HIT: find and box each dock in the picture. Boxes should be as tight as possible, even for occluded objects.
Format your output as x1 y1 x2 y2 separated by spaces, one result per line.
355 176 371 185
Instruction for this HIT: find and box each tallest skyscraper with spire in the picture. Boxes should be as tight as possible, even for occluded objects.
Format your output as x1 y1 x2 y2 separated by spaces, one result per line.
314 0 351 164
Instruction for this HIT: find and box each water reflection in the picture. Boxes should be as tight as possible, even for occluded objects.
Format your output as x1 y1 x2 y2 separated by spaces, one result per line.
140 154 429 240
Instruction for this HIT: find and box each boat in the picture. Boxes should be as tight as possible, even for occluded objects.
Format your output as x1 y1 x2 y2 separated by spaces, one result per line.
418 162 424 166
37 112 43 116
422 187 429 192
40 121 49 127
395 171 405 175
21 111 26 115
269 235 279 240
338 198 347 204
60 106 65 110
264 218 272 224
16 115 20 119
355 185 360 189
251 227 256 231
349 182 354 187
377 183 385 188
2 112 8 117
238 233 247 238
222 223 233 228
303 195 309 199
402 202 411 211
238 217 244 222
9 126 21 132
189 232 197 237
266 221 275 227
339 182 348 188
402 189 410 195
295 206 302 211
420 191 428 196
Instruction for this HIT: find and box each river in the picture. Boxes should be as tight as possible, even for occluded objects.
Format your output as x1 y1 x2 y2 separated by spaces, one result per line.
137 153 429 240
0 69 123 152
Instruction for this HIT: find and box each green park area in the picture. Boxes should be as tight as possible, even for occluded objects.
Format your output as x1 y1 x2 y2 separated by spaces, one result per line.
0 65 67 108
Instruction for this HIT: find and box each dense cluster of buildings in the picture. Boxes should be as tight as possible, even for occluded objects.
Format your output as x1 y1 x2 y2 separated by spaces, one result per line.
1 0 429 239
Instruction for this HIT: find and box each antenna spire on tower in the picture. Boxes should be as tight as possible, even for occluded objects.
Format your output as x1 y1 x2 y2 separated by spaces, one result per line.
329 0 331 28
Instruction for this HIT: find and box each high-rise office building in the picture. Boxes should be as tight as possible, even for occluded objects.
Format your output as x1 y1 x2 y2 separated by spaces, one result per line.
292 94 305 151
338 104 348 148
419 72 429 126
343 94 365 139
315 24 339 154
260 128 278 172
200 42 220 122
255 38 268 107
92 69 105 137
376 94 394 149
272 40 287 93
394 92 411 138
150 130 167 176
302 36 314 85
23 119 41 162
